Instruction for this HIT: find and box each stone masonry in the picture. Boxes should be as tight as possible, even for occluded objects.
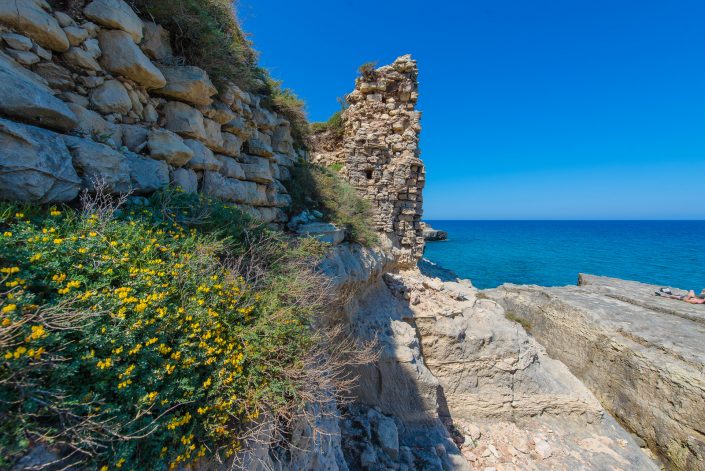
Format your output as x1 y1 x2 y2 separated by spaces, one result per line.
313 55 426 267
0 0 298 224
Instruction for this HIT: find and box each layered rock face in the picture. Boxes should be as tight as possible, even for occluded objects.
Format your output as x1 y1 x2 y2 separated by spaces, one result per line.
486 275 705 470
0 0 297 223
312 56 426 268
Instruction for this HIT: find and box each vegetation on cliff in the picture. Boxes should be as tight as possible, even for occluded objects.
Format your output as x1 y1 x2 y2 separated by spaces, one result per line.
130 0 310 144
287 163 377 246
0 190 355 469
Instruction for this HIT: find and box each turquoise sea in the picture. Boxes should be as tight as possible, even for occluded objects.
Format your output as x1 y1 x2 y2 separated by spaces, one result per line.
421 221 705 290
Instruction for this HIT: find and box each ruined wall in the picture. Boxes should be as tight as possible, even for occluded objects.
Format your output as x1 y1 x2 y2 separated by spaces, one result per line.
312 55 426 267
0 0 298 224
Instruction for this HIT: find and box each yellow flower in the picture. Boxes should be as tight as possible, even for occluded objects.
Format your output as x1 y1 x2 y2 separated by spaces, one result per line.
89 232 97 237
116 458 125 468
15 212 24 218
53 238 63 244
3 232 12 237
78 248 87 254
202 377 212 389
100 466 108 471
50 210 61 216
1 304 17 314
29 253 42 262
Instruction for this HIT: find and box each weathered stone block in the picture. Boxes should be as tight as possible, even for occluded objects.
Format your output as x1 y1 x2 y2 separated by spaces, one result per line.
162 101 207 140
63 135 130 192
98 29 165 89
241 154 273 184
0 0 69 52
0 118 80 202
89 79 132 114
84 0 144 43
148 129 194 167
125 151 169 193
154 65 217 107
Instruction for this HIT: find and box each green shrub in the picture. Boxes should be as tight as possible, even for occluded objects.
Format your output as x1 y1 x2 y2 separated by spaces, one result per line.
0 191 332 469
358 61 377 79
131 0 263 92
311 110 344 138
260 79 310 145
286 163 377 246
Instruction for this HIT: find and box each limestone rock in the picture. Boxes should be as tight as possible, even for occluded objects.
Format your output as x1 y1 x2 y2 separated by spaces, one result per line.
2 33 33 51
84 0 144 43
148 129 193 167
297 222 346 245
375 416 400 459
67 104 122 146
120 124 148 152
245 130 274 157
171 168 198 194
63 25 88 46
54 11 74 28
32 62 73 90
0 0 69 52
183 139 220 171
63 46 101 71
89 80 132 114
219 132 242 157
0 53 77 132
215 154 245 179
140 22 172 61
421 223 448 241
222 116 251 139
125 152 168 193
154 65 216 107
162 101 207 140
98 29 165 89
202 171 265 205
210 101 236 125
83 38 101 59
5 49 39 66
240 154 273 183
0 118 80 202
63 135 130 192
201 117 224 151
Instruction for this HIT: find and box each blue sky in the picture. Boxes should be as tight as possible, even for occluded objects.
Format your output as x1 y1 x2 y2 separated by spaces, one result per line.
238 0 705 219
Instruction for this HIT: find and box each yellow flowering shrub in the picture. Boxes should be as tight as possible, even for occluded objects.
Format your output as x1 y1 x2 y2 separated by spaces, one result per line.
0 192 326 469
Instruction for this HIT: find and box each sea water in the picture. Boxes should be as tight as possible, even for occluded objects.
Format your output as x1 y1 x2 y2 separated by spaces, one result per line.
422 220 705 290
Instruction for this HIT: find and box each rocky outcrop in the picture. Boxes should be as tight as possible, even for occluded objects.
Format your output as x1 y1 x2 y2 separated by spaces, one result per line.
0 0 296 225
311 55 425 268
421 222 448 241
486 274 705 470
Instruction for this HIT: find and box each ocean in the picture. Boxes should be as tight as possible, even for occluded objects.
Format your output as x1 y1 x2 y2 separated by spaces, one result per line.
421 220 705 290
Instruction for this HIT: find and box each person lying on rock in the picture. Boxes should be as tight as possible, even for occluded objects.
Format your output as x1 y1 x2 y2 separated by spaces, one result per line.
655 288 705 304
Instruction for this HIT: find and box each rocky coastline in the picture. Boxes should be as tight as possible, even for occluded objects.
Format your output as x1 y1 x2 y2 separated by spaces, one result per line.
0 2 703 470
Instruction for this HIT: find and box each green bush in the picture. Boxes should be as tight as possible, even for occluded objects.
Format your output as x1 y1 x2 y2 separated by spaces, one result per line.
358 61 377 79
311 110 344 138
260 79 310 145
286 163 377 246
0 191 330 469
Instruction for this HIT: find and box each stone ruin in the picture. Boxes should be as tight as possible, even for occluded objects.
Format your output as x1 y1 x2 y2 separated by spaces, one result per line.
311 55 426 268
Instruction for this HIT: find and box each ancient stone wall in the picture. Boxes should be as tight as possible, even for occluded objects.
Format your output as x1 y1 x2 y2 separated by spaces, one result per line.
0 0 299 224
312 55 426 267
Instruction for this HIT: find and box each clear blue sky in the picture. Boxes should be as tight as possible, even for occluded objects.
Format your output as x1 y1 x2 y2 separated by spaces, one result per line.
238 0 705 220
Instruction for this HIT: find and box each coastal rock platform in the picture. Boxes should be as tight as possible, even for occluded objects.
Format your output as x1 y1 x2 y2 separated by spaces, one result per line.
486 274 705 470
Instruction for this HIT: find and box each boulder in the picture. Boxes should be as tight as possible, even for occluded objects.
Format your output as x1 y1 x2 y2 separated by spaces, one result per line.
183 139 221 171
375 416 400 460
63 46 101 71
84 0 144 43
154 65 216 107
120 124 148 152
252 107 277 131
0 118 80 202
0 0 69 52
162 101 207 140
54 11 74 28
202 171 267 206
218 132 242 157
125 152 169 193
63 135 130 192
140 22 172 61
148 129 193 167
171 168 198 193
89 79 132 114
210 101 236 125
202 117 224 150
83 38 101 59
215 154 245 179
0 52 77 132
5 49 39 66
32 62 73 90
241 154 273 184
246 130 274 158
67 104 122 146
222 116 252 139
2 33 33 51
272 121 294 153
63 26 88 46
98 29 166 89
